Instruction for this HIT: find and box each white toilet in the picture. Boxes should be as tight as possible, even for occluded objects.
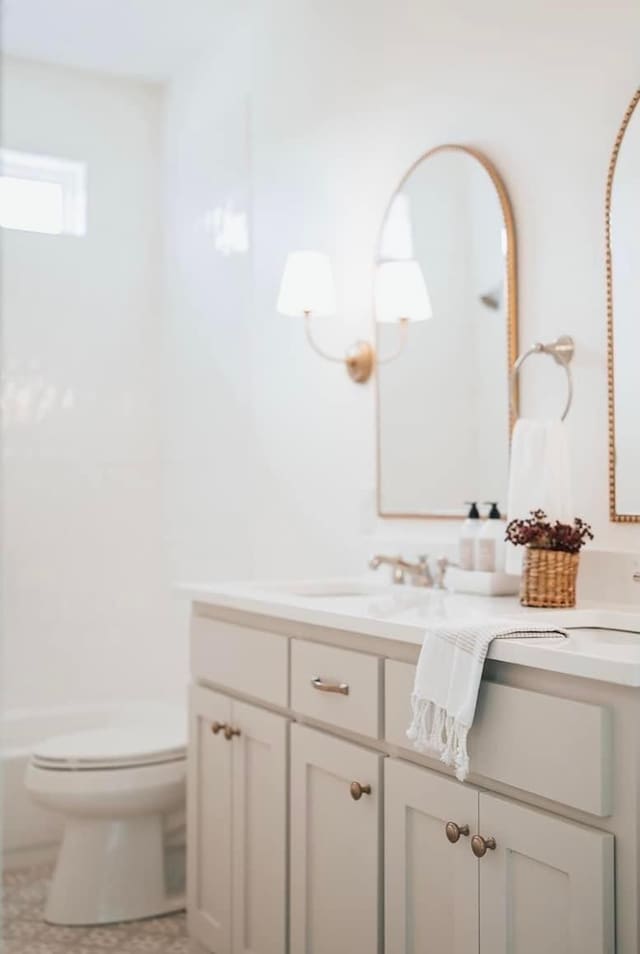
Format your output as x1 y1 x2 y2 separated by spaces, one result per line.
25 715 187 926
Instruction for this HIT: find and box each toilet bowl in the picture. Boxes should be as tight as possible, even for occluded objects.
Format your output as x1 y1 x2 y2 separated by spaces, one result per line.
25 721 186 926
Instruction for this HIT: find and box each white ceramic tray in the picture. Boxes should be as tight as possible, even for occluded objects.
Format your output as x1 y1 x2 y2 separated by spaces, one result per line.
445 567 520 596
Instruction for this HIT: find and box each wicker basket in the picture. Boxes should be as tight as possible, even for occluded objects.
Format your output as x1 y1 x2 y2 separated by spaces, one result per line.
520 547 580 608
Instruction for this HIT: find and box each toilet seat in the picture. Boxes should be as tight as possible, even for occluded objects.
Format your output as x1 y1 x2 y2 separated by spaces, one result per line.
32 725 186 771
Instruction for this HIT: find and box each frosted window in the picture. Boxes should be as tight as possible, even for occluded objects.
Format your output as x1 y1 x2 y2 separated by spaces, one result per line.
0 149 86 236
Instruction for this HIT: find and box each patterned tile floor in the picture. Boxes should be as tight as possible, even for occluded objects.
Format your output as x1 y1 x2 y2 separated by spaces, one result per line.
2 864 190 953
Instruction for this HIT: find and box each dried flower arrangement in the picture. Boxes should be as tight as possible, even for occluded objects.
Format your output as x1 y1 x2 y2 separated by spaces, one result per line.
506 510 593 607
505 509 594 554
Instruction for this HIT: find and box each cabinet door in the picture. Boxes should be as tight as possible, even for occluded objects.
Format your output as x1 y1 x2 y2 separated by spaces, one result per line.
290 724 382 954
230 701 287 954
479 793 614 954
188 686 233 954
385 758 478 954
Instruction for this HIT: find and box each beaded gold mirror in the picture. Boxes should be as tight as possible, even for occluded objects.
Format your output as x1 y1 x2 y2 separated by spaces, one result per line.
374 144 518 518
606 89 640 522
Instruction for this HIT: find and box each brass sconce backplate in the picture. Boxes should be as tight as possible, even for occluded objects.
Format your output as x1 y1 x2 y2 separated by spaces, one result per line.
345 341 374 383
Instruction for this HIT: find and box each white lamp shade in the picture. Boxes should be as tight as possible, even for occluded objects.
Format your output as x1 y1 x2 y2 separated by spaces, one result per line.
277 251 336 317
374 259 433 324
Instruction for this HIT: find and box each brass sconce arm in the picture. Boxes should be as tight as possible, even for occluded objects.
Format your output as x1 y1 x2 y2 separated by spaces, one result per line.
303 312 345 364
304 312 375 384
376 317 409 366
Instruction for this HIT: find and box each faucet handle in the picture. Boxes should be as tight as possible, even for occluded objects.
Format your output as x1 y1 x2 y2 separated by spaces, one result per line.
434 555 457 589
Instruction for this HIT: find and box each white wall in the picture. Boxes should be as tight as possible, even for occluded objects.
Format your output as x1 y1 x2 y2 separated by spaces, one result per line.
165 0 640 584
2 58 186 711
3 2 638 721
163 56 254 591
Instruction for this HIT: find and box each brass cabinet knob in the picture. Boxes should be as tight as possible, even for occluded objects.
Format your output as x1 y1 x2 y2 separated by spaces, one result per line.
471 834 496 858
445 821 470 844
211 721 227 735
349 781 372 801
223 725 241 741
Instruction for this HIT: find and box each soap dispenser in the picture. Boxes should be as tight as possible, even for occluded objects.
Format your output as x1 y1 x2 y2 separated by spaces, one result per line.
459 502 481 570
476 502 505 573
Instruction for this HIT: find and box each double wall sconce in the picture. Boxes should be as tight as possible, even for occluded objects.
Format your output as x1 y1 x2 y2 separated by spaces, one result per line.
277 251 432 384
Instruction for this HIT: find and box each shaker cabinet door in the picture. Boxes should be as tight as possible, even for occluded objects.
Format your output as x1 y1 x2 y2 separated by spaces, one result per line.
385 758 479 954
290 724 382 954
188 686 233 954
478 792 614 954
230 700 287 954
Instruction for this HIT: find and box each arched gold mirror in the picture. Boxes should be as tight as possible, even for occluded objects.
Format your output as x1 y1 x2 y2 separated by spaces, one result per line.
606 89 640 522
375 144 518 518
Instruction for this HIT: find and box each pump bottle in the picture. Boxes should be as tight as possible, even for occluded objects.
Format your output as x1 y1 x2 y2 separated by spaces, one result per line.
459 502 481 570
476 502 506 572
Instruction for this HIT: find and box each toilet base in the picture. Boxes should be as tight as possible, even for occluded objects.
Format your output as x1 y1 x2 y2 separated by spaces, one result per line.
45 814 185 925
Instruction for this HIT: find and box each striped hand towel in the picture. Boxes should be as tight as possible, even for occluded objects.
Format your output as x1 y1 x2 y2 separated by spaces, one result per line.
407 618 567 781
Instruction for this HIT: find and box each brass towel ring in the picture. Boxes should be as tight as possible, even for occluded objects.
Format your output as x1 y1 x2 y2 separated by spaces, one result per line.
510 335 574 422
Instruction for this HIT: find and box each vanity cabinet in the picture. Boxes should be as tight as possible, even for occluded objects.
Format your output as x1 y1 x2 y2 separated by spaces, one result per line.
188 687 232 953
480 791 614 954
188 686 288 954
385 758 478 954
188 604 631 953
386 758 614 954
290 724 382 954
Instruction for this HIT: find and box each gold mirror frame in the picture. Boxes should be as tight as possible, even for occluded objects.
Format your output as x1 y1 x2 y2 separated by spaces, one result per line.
606 88 640 523
374 143 519 520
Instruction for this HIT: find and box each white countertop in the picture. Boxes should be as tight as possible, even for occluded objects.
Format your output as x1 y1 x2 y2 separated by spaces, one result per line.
179 578 640 688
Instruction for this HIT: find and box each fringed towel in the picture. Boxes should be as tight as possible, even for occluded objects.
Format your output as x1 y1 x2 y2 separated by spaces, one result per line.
407 618 567 781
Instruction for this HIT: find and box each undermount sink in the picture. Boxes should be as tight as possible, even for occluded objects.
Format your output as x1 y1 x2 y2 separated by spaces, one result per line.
261 579 395 599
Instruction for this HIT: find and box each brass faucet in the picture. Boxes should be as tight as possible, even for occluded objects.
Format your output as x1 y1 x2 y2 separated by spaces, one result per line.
369 554 433 587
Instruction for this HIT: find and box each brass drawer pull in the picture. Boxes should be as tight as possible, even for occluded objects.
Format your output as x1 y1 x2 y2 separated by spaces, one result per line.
471 834 496 858
224 726 241 741
311 676 349 695
211 721 227 735
445 821 470 844
350 781 372 800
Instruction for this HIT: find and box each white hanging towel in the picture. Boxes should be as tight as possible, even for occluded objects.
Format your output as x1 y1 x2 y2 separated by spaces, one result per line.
505 419 573 575
407 617 567 781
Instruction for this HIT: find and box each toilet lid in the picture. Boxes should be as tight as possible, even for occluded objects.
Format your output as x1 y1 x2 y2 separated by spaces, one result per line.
32 725 186 770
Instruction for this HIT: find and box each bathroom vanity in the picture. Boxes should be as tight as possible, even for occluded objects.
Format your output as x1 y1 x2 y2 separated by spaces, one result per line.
184 579 640 954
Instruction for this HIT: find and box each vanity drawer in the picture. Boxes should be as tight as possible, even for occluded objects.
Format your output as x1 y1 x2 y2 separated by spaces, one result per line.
291 640 382 738
385 660 612 816
191 615 288 707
